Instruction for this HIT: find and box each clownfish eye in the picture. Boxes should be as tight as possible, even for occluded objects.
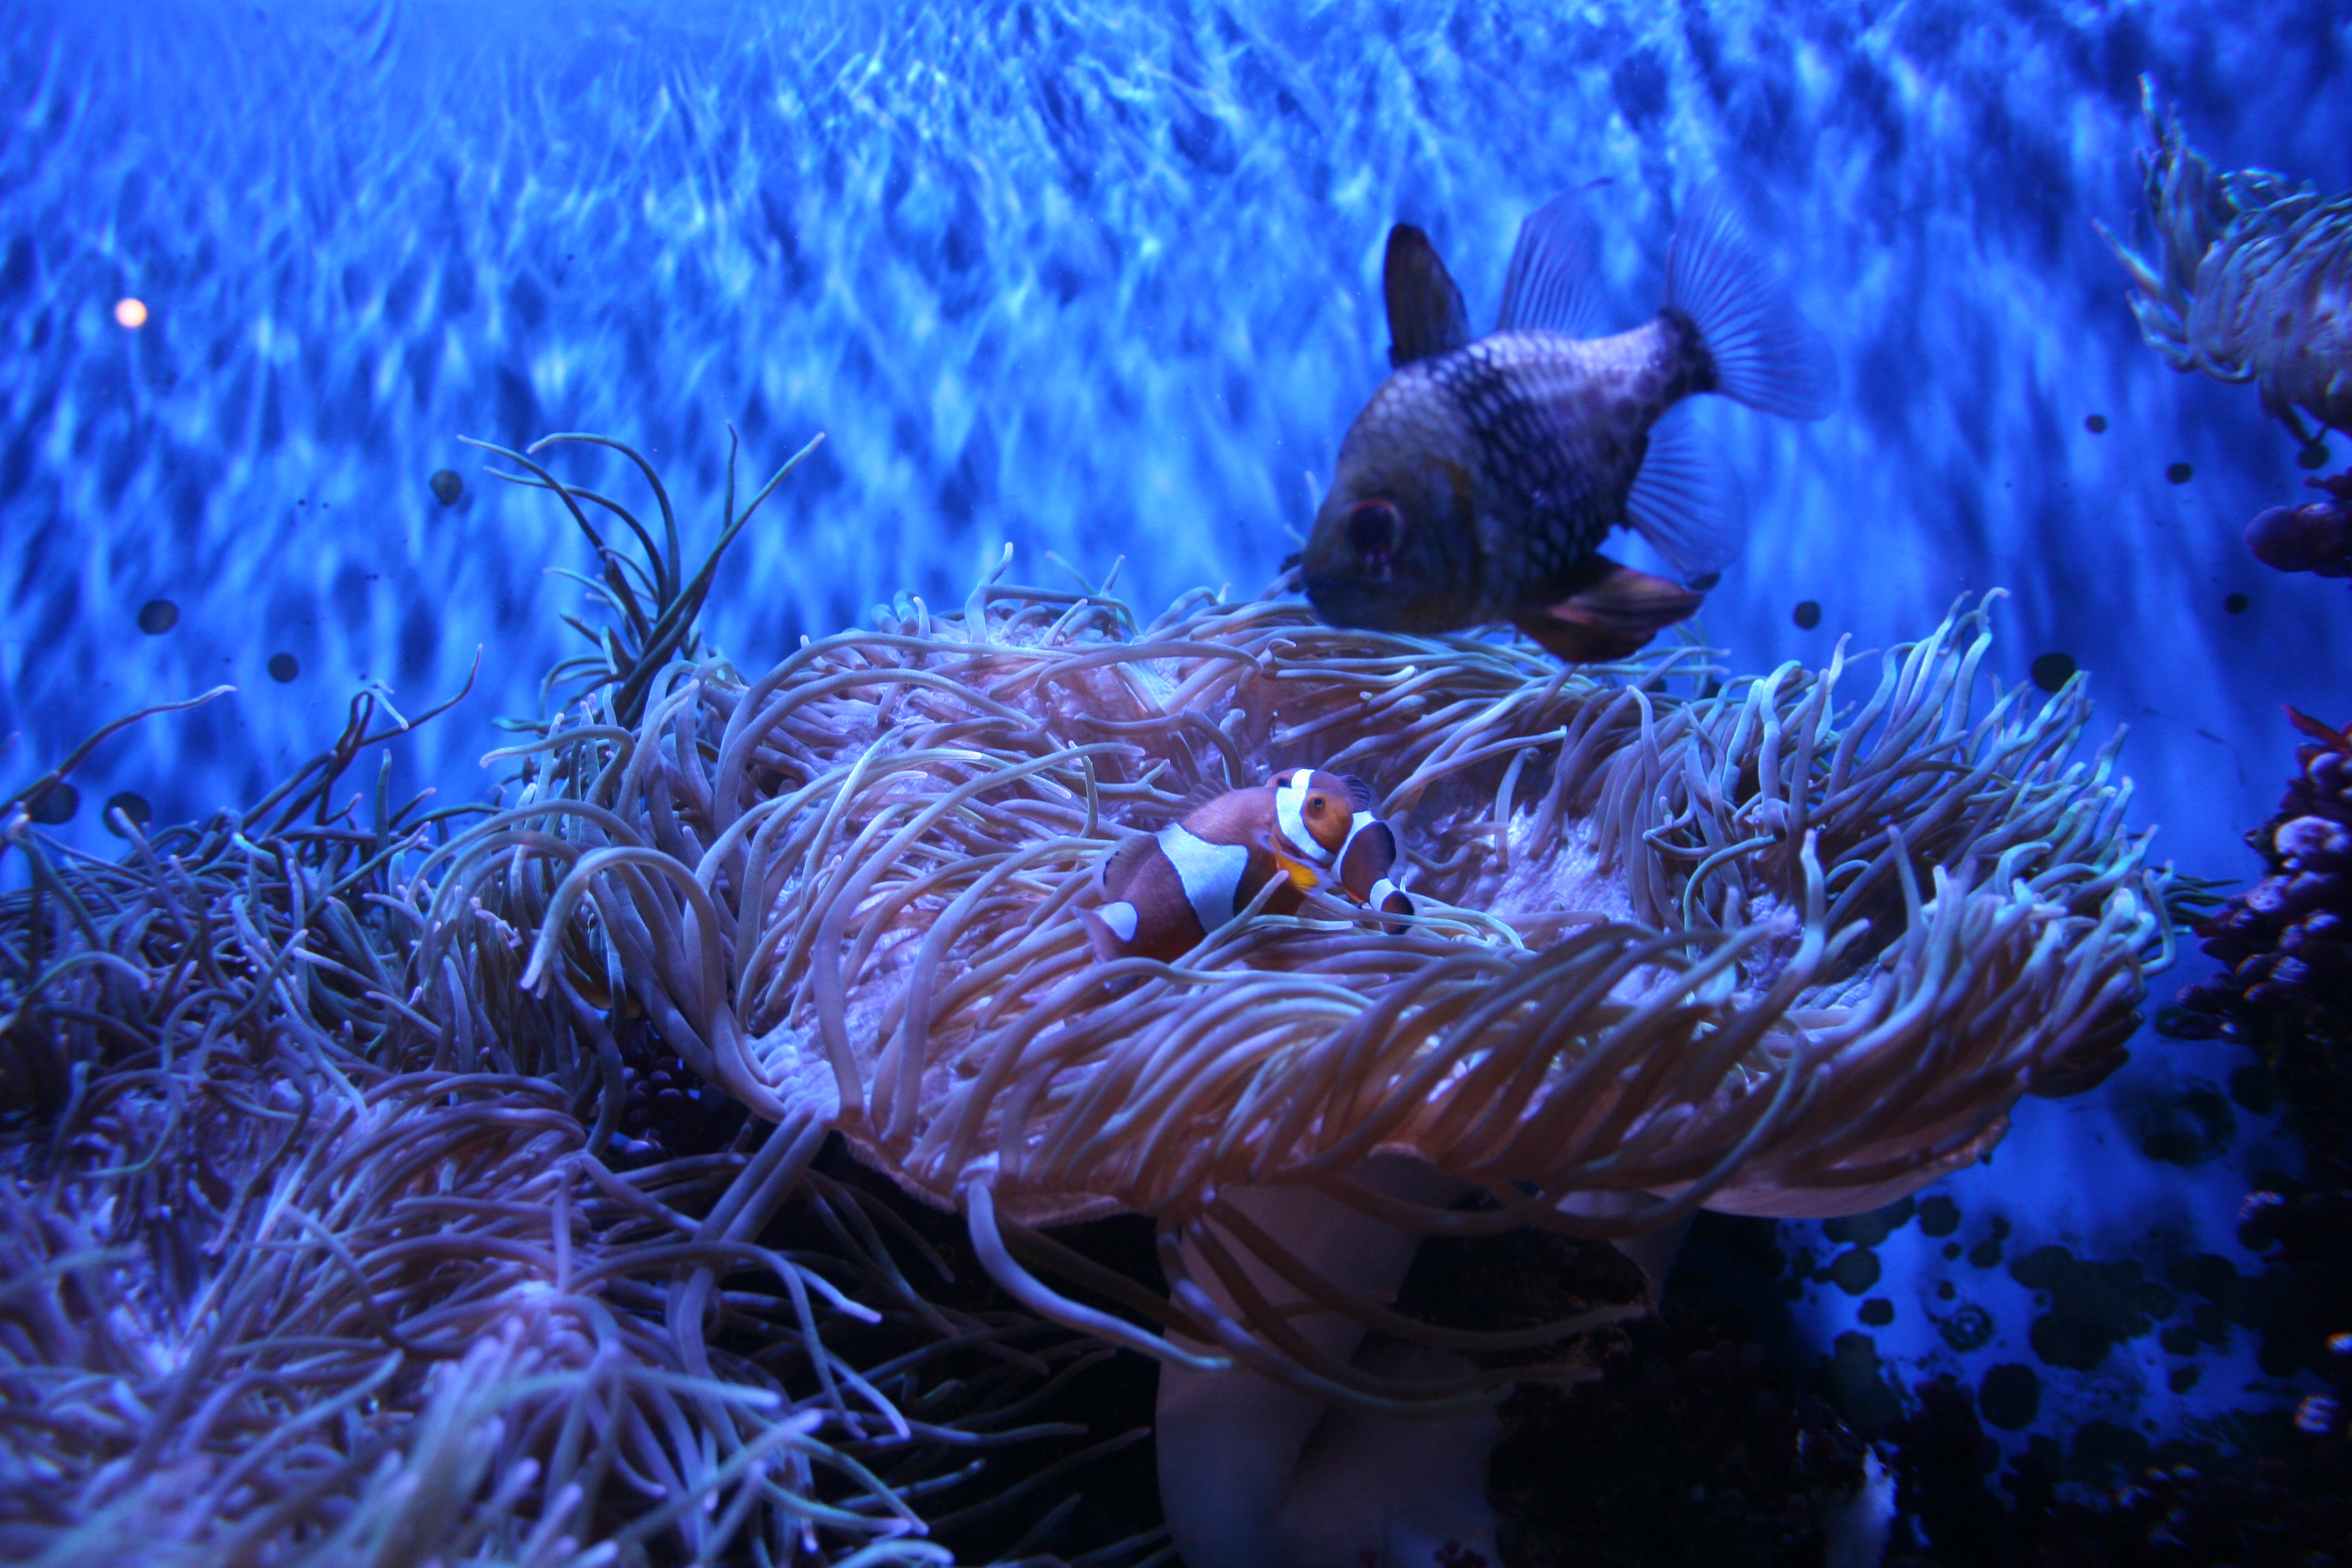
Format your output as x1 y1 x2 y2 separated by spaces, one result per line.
1306 793 1329 818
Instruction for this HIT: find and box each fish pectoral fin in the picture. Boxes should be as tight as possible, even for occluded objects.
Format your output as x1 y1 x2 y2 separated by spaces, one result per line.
1272 852 1322 893
1251 828 1326 892
1384 224 1473 368
1626 404 1747 586
1516 557 1704 663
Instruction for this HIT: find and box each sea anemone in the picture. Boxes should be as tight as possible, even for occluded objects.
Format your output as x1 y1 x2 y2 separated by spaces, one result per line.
445 438 2165 1565
4 429 2168 1567
2098 78 2352 450
0 437 1152 1567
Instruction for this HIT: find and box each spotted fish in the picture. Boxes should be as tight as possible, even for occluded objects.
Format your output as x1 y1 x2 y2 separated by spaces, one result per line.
1302 184 1836 662
1081 768 1414 964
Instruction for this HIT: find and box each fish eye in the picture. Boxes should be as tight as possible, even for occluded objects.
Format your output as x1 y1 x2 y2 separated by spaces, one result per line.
1306 794 1328 816
1345 500 1400 558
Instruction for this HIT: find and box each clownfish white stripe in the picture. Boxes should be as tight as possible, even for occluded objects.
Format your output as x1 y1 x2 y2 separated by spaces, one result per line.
1099 901 1141 942
1158 824 1250 938
1272 773 1335 865
1369 877 1402 907
1334 812 1383 866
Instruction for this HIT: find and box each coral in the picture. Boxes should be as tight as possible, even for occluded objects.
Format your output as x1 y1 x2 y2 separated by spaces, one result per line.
2177 707 2352 1136
2246 473 2352 579
2165 706 2352 1545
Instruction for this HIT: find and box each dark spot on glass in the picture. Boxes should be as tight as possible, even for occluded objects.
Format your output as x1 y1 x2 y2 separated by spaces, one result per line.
2160 1323 2199 1356
2298 442 2329 470
1936 1280 1956 1301
1937 1302 1993 1352
1969 1239 2003 1267
1858 1297 1894 1326
2029 651 2075 692
1917 1195 1961 1237
1943 1241 1963 1261
2137 1081 2235 1167
430 469 463 506
2084 413 2107 433
1826 1197 1912 1248
2167 1364 2200 1393
2223 591 2249 614
1829 1246 1881 1295
2165 461 2193 484
1979 1363 2041 1430
2228 1063 2278 1115
268 652 299 683
26 782 77 824
137 599 179 634
103 791 152 835
2012 1244 2173 1371
1792 599 1821 630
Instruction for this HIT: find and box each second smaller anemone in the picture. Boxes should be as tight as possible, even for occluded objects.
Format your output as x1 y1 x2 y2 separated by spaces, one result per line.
2099 79 2352 452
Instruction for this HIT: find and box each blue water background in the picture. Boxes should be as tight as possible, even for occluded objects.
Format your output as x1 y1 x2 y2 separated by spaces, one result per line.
5 0 2346 1467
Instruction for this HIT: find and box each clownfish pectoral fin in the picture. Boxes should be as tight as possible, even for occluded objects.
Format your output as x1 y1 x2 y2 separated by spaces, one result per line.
1080 900 1144 963
1250 828 1326 893
1515 556 1703 663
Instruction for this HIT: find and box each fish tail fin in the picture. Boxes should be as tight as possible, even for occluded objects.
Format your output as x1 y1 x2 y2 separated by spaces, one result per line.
1665 183 1836 421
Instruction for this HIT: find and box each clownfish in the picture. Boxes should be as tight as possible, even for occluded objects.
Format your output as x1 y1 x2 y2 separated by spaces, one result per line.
1079 767 1416 964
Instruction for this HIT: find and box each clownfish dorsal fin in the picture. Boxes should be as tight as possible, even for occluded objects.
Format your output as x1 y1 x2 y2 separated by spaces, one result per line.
1097 832 1160 898
1171 774 1240 820
1184 784 1275 844
1338 774 1375 812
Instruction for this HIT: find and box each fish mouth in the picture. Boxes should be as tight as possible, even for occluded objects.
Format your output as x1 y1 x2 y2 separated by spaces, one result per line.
1300 500 1411 626
1300 568 1408 631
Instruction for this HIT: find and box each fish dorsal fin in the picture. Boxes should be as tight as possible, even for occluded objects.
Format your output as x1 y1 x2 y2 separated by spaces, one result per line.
1384 225 1473 368
1496 184 1610 338
1097 831 1161 898
1514 555 1702 663
1624 404 1747 587
1338 773 1375 811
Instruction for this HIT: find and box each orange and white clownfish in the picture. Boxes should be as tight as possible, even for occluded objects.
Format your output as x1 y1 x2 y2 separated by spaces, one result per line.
1079 767 1417 964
